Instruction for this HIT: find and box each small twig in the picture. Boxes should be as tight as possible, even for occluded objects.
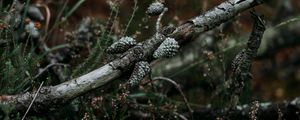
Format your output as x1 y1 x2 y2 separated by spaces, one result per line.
107 9 120 44
275 15 300 28
53 0 69 28
31 63 67 81
152 77 194 115
21 81 44 120
122 0 138 36
64 0 85 19
22 35 31 57
146 69 158 93
173 111 188 120
43 0 69 43
156 8 168 35
35 3 51 52
104 2 121 47
35 3 51 34
101 6 114 40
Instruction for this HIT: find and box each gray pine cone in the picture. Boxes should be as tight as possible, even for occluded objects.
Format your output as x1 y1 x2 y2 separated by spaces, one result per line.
153 37 179 58
128 61 151 86
146 2 164 16
106 36 137 54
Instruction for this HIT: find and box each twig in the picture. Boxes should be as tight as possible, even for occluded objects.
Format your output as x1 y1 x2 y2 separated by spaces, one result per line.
53 0 69 28
64 0 85 19
31 63 67 80
35 3 50 34
173 111 188 120
156 8 168 35
144 69 158 92
106 8 120 45
122 0 138 36
103 2 121 47
21 81 44 120
47 53 69 81
275 15 300 28
43 0 69 42
32 3 52 52
152 77 194 115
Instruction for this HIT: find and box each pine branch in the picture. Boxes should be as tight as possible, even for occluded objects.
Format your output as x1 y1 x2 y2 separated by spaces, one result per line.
0 0 263 113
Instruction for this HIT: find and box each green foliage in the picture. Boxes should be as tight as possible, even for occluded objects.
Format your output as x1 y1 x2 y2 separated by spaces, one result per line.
0 34 43 94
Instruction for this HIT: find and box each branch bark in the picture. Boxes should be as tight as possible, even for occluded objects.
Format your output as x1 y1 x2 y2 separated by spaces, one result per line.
0 0 263 113
214 10 266 109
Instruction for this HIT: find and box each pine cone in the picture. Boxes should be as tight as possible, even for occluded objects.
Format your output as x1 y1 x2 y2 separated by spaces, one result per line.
106 36 137 54
128 61 151 86
153 37 179 58
146 2 164 16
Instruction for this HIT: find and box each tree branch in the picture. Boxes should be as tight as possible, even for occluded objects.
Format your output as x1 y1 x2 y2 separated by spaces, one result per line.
0 0 263 113
215 10 266 109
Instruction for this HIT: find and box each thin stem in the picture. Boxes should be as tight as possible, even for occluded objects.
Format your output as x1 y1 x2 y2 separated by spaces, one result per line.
43 0 69 42
156 8 168 35
123 0 138 36
152 77 194 115
21 81 44 120
36 3 50 34
64 0 85 19
31 63 67 81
